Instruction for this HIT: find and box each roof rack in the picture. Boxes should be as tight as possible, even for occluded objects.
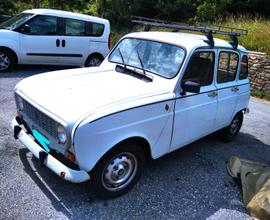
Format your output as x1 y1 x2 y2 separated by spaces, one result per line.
131 16 248 49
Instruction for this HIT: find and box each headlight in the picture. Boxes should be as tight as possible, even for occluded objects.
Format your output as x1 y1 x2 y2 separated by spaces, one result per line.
57 124 67 144
17 96 24 111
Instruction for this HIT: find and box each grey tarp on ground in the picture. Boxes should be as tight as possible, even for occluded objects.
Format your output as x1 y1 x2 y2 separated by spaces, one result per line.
227 156 270 220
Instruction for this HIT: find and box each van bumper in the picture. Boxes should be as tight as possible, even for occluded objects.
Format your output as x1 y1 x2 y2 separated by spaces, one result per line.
11 117 90 183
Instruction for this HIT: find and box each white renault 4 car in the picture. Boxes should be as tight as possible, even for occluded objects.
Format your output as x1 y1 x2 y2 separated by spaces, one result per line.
0 9 110 72
12 17 250 198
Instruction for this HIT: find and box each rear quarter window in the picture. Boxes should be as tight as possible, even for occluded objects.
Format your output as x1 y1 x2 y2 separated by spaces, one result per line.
86 22 104 37
239 55 248 80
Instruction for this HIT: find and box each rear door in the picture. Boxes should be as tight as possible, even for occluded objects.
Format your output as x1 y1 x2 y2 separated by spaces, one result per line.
170 50 218 151
19 15 61 65
214 50 240 129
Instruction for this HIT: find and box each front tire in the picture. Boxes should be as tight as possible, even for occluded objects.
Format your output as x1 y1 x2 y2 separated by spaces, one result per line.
0 49 15 72
90 142 145 199
220 112 243 142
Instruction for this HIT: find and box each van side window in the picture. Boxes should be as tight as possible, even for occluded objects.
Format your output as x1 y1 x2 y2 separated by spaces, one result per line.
66 18 86 36
239 55 248 80
182 51 215 86
218 52 239 83
65 19 104 37
27 15 57 35
88 22 104 36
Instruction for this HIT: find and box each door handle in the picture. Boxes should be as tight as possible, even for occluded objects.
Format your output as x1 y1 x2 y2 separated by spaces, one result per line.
231 87 239 92
208 91 217 97
62 40 66 47
56 39 60 47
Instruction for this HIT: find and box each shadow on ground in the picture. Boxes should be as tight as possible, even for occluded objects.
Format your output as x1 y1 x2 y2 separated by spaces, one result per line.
0 65 74 78
19 132 270 219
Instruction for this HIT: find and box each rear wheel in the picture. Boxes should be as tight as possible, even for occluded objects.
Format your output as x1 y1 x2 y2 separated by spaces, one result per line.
220 112 243 142
85 54 103 67
90 142 145 199
0 49 16 72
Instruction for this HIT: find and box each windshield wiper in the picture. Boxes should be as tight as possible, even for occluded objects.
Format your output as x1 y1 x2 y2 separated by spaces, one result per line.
118 48 126 68
136 48 146 76
116 48 152 82
115 65 152 82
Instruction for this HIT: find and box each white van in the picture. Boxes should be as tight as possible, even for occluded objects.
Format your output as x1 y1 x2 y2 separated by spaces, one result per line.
0 9 110 71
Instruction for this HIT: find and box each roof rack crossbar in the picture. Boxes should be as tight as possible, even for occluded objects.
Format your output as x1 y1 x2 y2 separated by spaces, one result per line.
131 16 247 49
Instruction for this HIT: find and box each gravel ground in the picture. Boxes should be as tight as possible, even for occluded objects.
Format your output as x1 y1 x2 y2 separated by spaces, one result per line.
0 65 270 220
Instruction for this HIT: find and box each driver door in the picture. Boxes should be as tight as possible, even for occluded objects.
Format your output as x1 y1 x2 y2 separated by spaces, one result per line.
19 15 61 65
170 50 218 151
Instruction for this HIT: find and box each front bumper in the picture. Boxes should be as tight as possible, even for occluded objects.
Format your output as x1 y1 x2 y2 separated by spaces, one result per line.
11 117 90 183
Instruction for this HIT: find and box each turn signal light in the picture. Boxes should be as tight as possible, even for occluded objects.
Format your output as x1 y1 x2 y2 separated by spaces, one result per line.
66 151 75 163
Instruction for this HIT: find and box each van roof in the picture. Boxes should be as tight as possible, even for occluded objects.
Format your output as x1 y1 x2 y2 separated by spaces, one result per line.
23 9 109 24
125 31 247 53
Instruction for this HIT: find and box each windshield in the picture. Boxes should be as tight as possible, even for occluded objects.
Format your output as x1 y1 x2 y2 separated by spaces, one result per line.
109 38 185 78
0 13 33 30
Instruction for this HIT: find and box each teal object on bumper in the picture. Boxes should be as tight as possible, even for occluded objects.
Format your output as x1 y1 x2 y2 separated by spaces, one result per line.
32 129 50 153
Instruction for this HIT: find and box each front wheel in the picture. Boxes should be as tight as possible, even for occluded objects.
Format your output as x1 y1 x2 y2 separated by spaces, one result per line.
90 142 145 199
220 112 243 142
0 49 15 72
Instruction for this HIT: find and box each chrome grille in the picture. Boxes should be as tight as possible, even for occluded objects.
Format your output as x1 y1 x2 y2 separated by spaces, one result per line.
22 100 57 138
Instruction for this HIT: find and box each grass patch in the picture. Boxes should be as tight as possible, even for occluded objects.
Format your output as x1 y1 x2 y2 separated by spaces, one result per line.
251 89 270 101
110 16 270 55
219 16 270 54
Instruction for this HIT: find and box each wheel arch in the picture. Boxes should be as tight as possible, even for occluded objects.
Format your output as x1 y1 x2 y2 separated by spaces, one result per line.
84 52 104 66
113 136 153 160
0 46 18 65
85 135 153 173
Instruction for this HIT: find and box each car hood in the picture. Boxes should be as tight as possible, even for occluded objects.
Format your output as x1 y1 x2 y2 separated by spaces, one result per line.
16 67 171 125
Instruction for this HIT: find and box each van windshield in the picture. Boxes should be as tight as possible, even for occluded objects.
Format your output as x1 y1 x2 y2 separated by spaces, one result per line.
0 13 33 30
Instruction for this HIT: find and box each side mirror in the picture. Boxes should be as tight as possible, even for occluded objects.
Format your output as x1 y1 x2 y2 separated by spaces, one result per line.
181 81 200 94
20 24 31 34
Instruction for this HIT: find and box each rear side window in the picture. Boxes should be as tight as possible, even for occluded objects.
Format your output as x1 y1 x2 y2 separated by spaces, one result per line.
182 51 215 86
66 18 86 36
239 55 248 80
26 15 57 35
218 52 239 83
89 22 104 36
64 18 104 37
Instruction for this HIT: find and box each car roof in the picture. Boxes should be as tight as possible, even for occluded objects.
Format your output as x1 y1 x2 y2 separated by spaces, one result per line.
23 9 109 24
125 32 247 53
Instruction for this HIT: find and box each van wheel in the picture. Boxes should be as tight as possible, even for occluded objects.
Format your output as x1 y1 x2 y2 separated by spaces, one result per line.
0 49 15 72
220 112 243 142
85 54 103 67
90 142 145 199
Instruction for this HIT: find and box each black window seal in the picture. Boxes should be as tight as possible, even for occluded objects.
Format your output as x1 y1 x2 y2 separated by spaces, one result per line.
181 50 215 87
239 54 249 80
217 50 239 84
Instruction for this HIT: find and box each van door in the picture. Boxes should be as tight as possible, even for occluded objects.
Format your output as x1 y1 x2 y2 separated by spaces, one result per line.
214 50 240 129
58 18 107 66
170 50 218 151
19 15 61 65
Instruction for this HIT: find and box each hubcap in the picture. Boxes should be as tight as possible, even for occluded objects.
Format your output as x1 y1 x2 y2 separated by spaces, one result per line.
0 52 10 70
230 118 240 134
102 152 138 191
88 58 101 67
